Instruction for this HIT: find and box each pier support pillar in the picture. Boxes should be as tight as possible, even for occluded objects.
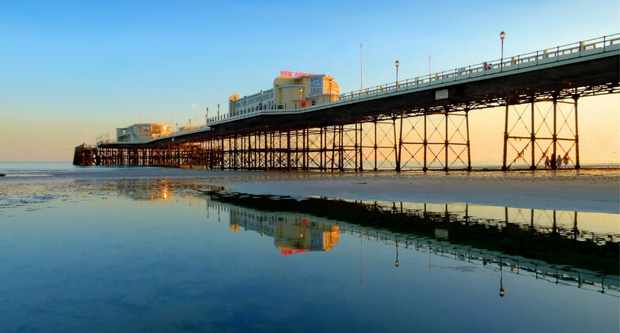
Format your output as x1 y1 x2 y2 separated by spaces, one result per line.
502 93 579 170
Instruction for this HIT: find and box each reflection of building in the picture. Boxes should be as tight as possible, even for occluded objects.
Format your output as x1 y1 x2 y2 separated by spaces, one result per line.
114 179 171 201
116 123 171 143
229 71 340 116
228 208 339 256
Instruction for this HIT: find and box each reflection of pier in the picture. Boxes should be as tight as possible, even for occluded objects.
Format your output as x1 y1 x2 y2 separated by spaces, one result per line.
363 201 619 244
204 194 620 296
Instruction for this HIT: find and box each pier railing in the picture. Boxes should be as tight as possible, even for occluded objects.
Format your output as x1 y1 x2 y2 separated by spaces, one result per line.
203 33 619 127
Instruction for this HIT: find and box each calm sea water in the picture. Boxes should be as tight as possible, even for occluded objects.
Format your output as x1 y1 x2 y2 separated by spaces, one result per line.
0 163 618 332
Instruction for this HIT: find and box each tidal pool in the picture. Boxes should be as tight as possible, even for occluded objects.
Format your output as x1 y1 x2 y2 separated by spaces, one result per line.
0 176 618 333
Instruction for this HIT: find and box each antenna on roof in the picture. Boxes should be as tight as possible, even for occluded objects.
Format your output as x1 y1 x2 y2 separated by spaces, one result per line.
359 43 364 89
428 55 432 77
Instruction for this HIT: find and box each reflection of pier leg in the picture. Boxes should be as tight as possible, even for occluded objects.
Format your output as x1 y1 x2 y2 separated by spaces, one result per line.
573 211 579 240
464 204 470 225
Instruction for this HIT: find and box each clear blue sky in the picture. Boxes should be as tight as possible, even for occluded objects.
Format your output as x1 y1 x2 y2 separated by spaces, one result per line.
0 0 618 160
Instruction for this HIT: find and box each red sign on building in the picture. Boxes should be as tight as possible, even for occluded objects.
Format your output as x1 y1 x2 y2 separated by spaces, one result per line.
279 71 313 78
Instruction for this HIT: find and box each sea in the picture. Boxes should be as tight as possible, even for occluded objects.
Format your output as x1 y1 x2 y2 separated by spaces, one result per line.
0 162 618 332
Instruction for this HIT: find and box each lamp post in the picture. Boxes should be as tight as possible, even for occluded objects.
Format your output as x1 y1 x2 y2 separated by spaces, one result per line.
205 107 209 125
395 59 400 89
500 31 506 71
394 240 400 268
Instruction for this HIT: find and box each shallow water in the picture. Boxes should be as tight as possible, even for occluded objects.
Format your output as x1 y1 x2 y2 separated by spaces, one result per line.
0 166 618 332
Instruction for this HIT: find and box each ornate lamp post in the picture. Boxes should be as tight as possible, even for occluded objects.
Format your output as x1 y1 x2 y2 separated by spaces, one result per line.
500 31 506 70
395 59 400 89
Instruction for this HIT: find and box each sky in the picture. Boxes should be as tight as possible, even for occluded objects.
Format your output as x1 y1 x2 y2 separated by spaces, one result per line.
0 0 618 163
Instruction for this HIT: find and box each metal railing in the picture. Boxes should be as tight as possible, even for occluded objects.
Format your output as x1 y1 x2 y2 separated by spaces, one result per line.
185 33 620 131
337 33 620 104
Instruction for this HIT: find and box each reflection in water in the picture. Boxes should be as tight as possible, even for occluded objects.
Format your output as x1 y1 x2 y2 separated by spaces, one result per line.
114 179 173 201
3 177 619 332
227 208 340 256
107 180 619 296
203 195 619 297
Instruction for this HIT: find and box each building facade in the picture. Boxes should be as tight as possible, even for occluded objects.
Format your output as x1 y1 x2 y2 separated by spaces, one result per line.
229 71 340 116
116 123 171 143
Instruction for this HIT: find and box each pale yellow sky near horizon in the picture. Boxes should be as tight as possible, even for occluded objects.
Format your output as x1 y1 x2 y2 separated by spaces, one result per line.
1 94 618 166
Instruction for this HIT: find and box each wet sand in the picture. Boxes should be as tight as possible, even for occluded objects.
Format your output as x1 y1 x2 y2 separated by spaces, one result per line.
2 167 618 214
226 171 620 214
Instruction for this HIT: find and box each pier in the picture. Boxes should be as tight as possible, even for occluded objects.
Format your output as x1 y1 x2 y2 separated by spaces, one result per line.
75 34 620 172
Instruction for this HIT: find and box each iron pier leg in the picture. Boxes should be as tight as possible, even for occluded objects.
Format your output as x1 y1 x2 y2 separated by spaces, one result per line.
423 110 428 172
502 100 509 171
319 127 323 171
373 117 378 171
331 126 336 172
530 97 536 170
359 123 364 172
465 108 471 171
262 131 268 170
552 94 558 170
444 108 449 172
573 94 580 169
392 112 403 172
286 130 292 171
354 123 359 172
339 125 344 171
397 112 403 172
220 137 224 170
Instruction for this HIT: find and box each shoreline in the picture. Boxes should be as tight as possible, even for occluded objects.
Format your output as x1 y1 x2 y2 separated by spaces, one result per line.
1 167 619 214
